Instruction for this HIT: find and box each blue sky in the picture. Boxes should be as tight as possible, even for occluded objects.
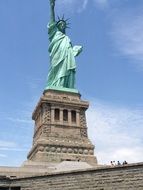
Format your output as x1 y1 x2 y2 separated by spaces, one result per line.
0 0 143 166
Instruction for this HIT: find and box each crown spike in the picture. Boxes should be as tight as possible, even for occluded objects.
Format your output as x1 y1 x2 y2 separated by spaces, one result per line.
62 14 65 20
65 18 70 22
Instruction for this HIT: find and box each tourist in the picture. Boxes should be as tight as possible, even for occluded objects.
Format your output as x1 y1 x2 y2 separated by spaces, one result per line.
123 161 128 165
117 161 121 166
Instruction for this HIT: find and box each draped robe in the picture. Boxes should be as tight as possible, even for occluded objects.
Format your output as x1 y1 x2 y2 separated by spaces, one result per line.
47 21 82 89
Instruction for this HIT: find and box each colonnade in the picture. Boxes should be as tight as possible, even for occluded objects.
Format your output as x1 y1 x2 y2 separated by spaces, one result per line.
51 108 80 126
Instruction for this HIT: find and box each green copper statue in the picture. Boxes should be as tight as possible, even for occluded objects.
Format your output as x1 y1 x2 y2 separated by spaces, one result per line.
45 0 82 92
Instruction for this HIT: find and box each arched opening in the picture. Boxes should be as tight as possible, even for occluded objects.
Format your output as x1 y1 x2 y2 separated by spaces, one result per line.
54 109 60 121
71 110 76 123
63 109 68 122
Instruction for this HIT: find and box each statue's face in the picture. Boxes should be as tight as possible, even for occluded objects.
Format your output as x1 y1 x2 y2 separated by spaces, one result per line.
57 21 66 33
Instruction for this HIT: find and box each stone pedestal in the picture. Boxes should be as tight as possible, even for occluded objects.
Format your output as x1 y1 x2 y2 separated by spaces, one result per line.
27 90 97 166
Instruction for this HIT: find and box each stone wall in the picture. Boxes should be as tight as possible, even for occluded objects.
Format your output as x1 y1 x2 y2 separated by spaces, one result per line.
0 163 143 190
0 176 10 188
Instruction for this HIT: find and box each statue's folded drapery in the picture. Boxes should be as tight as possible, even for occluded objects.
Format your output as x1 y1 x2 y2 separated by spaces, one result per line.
47 21 82 89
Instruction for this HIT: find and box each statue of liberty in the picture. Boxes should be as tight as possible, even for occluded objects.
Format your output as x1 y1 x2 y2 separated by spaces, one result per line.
45 0 82 92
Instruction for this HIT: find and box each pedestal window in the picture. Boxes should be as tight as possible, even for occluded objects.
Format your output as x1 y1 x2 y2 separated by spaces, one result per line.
54 109 60 121
71 110 76 123
63 109 68 122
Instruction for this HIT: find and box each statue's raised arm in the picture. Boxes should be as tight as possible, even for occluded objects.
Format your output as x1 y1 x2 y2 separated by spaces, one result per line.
45 0 83 92
49 0 56 23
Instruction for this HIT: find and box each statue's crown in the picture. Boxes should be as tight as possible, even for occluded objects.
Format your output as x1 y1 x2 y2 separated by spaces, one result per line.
57 15 70 28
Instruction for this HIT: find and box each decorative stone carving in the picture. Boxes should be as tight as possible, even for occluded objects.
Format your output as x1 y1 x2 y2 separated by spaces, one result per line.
71 98 79 102
62 96 70 101
46 94 52 99
79 149 83 154
74 148 78 154
36 146 94 156
57 148 61 153
62 148 67 153
51 147 56 152
80 110 87 128
33 129 42 145
39 146 44 152
35 110 41 128
42 126 51 137
45 147 50 152
84 149 89 155
42 104 51 124
68 148 73 153
53 95 61 100
81 129 88 138
89 150 94 155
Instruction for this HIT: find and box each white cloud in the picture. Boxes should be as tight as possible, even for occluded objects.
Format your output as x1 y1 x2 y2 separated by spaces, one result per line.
93 0 108 9
112 13 143 67
0 147 28 152
0 140 16 148
87 100 143 165
7 117 32 124
81 0 88 12
0 140 28 152
56 0 88 13
0 99 35 126
0 154 7 158
93 0 130 9
92 1 143 68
